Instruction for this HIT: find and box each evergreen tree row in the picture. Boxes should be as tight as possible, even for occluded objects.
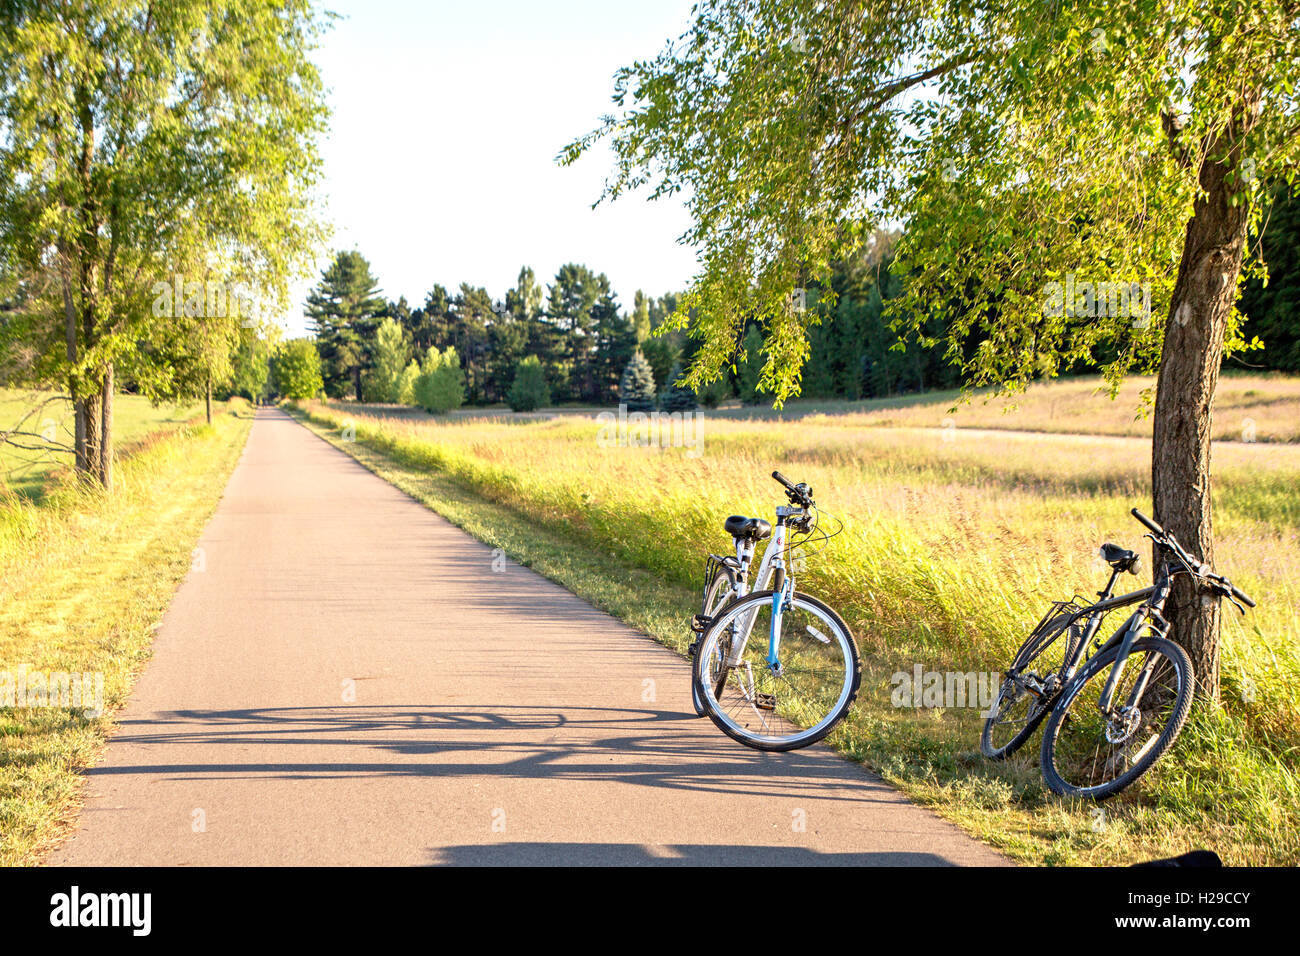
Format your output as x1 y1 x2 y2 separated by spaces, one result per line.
300 215 1298 414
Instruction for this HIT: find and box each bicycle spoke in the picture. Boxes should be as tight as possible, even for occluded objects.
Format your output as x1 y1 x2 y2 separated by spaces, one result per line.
700 594 856 747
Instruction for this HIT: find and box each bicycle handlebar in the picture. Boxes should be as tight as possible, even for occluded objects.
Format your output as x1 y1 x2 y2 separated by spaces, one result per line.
1228 581 1257 608
1131 508 1255 610
1209 573 1257 609
772 471 813 507
772 470 797 493
1131 508 1164 536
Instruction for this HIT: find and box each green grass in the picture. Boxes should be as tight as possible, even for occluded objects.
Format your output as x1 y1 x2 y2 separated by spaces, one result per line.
0 388 207 500
290 389 1300 867
0 401 253 864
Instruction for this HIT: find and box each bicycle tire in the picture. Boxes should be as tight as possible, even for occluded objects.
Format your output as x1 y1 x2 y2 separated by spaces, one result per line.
691 564 736 716
1040 636 1193 800
980 612 1078 760
694 589 861 752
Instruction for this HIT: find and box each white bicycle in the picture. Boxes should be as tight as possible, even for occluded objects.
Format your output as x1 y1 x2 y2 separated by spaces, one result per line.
687 472 861 751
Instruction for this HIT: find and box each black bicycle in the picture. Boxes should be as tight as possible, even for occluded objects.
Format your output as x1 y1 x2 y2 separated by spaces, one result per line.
982 508 1255 800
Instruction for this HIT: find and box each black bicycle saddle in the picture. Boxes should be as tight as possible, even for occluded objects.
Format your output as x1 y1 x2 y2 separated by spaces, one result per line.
724 515 772 541
1100 542 1140 573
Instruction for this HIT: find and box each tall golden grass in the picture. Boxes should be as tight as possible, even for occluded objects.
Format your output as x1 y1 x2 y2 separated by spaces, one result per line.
298 392 1300 865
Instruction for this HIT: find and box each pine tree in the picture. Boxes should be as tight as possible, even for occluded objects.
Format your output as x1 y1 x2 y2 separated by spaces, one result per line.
306 251 386 400
364 317 411 403
660 362 697 412
396 360 420 406
619 350 657 412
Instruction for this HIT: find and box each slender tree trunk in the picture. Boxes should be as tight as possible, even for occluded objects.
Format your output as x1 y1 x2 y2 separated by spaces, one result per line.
1152 97 1260 702
353 365 363 401
62 272 87 471
205 374 213 425
81 381 102 485
99 362 114 493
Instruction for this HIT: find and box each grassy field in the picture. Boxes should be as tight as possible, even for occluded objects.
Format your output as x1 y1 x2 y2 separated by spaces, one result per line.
368 372 1300 445
0 389 207 500
292 378 1300 866
739 372 1300 444
0 401 253 864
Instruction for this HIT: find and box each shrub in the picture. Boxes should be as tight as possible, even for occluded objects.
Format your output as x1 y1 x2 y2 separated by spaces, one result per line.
413 346 465 414
508 356 551 412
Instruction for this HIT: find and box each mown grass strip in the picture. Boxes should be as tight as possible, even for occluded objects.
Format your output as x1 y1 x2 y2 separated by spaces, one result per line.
0 404 254 864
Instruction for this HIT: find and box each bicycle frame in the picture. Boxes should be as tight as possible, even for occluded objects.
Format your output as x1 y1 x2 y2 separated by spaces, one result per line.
1032 561 1181 718
721 511 799 669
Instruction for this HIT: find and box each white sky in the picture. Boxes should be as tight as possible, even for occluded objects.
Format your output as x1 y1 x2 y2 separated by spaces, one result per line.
283 0 700 336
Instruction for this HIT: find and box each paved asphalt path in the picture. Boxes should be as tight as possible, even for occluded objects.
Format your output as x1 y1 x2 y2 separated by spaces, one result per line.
51 407 1005 866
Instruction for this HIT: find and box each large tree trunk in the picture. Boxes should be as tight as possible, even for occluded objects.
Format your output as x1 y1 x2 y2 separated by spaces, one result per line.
1152 98 1259 702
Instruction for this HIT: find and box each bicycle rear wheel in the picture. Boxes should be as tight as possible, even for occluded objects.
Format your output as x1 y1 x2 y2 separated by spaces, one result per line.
1040 636 1193 800
694 590 860 751
691 565 736 717
981 611 1081 760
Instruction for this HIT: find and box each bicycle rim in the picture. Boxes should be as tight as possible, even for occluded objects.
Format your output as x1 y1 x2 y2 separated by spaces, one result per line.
697 591 859 751
982 616 1078 759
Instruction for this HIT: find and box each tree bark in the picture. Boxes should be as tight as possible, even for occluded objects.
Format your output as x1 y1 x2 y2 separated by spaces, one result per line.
81 382 102 485
99 362 114 493
1153 96 1260 702
62 271 87 471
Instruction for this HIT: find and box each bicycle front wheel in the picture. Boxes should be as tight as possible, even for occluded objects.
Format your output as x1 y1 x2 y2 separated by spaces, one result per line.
1040 636 1193 800
694 590 860 752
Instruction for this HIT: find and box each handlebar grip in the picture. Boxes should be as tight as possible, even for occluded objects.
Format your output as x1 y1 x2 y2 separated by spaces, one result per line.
1131 508 1165 536
772 470 798 492
1229 582 1256 608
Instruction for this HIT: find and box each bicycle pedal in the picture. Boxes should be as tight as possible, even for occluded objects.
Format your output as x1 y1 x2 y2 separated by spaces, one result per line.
755 693 777 711
689 614 713 634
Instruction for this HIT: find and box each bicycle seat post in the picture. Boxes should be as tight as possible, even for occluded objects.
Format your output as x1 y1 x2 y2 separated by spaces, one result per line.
733 533 755 581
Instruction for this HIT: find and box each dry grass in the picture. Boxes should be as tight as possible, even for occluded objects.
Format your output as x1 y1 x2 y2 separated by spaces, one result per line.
295 385 1300 866
0 402 253 864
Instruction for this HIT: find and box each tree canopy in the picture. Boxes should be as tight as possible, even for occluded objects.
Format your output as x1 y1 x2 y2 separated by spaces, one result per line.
564 0 1299 403
0 0 329 486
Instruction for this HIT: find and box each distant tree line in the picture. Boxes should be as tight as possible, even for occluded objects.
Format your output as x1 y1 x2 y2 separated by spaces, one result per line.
286 200 1297 413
